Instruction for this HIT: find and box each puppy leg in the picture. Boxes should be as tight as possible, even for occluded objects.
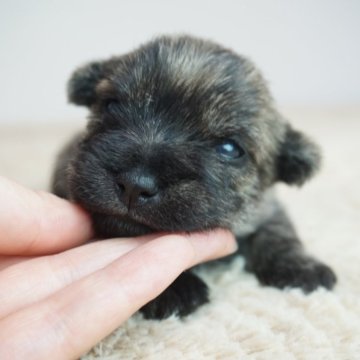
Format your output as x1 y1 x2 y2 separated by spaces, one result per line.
140 271 209 320
239 208 336 292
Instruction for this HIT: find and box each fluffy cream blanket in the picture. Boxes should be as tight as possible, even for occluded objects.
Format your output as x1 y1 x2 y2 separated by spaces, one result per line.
1 108 359 359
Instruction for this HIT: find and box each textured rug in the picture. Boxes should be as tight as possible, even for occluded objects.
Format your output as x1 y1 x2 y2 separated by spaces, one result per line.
1 108 359 359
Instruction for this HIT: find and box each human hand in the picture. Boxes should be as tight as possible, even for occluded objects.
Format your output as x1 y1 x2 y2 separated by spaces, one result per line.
0 176 237 359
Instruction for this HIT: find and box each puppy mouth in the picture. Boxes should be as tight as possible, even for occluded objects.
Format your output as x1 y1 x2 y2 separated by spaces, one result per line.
117 211 212 236
81 187 225 235
93 210 157 237
116 214 156 236
123 209 171 233
113 209 200 234
125 208 221 233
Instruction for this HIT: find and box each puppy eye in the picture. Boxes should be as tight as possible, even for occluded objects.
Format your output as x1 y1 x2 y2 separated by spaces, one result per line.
215 139 245 159
104 99 118 112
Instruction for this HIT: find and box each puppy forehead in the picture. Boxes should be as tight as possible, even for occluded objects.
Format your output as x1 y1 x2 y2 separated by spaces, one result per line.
159 38 237 89
96 37 273 148
100 40 239 98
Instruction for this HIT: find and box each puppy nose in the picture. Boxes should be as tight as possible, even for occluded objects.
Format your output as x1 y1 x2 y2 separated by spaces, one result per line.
117 172 159 209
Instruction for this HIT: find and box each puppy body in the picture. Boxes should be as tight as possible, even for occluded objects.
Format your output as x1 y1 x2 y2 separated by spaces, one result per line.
52 35 336 319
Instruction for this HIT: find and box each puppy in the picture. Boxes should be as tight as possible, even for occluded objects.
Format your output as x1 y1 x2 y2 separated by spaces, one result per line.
52 35 336 320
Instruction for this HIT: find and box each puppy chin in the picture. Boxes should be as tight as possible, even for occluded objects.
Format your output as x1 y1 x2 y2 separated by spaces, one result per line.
128 209 224 234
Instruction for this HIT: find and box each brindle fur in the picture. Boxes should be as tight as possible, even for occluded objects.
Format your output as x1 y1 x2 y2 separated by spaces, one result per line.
52 35 336 319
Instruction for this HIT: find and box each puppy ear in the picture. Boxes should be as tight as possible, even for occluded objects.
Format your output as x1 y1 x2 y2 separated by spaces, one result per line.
67 61 104 107
277 126 321 186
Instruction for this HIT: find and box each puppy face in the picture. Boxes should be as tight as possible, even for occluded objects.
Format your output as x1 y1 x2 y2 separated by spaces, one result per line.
67 36 320 235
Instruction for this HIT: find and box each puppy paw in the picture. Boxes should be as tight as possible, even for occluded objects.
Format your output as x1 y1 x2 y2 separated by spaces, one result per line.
253 254 337 293
140 272 209 320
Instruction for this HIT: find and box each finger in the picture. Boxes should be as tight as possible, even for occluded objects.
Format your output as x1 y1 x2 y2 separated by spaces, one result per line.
0 234 160 318
0 176 93 255
0 255 33 271
0 229 236 359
